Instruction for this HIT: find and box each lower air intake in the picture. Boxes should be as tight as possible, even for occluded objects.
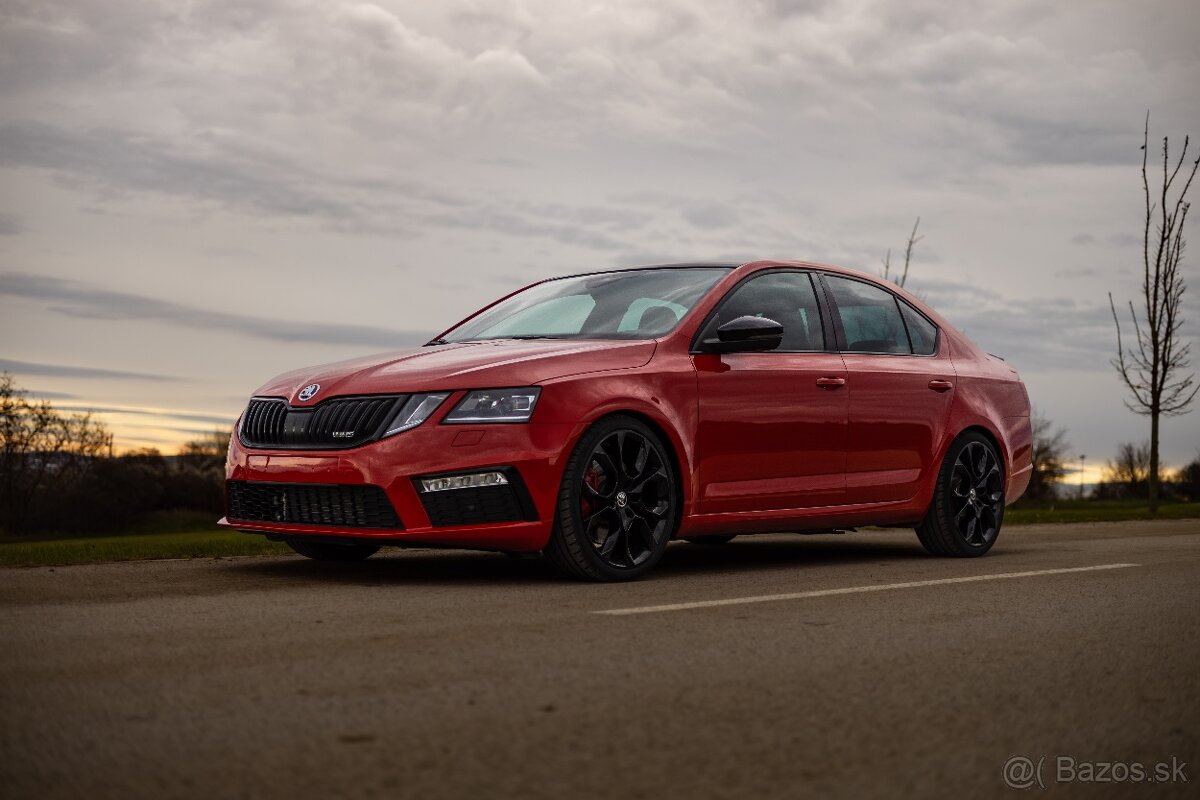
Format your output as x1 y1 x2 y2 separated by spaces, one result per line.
227 481 402 529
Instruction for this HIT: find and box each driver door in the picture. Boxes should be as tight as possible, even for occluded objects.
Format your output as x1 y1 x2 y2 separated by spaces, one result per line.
694 271 848 513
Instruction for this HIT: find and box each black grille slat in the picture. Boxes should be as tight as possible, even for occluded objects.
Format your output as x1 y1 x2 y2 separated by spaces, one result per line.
342 401 368 439
238 395 405 450
308 403 332 446
362 399 389 435
227 481 402 529
327 401 354 439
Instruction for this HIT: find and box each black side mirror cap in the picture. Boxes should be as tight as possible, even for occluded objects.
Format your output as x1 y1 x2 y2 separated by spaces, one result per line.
700 315 784 353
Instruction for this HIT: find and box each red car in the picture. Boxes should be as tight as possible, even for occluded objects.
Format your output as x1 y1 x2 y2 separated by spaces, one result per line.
222 261 1033 581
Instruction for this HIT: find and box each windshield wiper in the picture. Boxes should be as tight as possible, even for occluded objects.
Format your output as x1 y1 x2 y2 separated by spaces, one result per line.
426 338 450 346
505 335 565 340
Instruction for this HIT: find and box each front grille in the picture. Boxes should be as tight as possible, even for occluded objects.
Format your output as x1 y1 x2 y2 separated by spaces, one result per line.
415 471 536 527
227 481 403 529
239 395 404 450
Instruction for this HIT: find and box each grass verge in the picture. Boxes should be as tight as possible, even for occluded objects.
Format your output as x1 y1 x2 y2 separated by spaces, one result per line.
3 503 1198 568
1005 501 1200 526
0 529 290 568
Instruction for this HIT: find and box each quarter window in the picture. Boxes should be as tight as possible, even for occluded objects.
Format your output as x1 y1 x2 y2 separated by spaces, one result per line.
699 272 825 351
899 301 938 356
825 275 911 354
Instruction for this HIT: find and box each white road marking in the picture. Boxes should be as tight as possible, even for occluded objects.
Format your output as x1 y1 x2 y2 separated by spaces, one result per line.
593 563 1142 616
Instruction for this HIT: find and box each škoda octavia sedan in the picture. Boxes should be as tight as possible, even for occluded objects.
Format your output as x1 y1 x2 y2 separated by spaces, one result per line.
222 261 1032 581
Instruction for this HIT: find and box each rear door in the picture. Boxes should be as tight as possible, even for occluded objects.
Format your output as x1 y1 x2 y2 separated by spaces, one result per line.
819 274 955 505
694 270 848 513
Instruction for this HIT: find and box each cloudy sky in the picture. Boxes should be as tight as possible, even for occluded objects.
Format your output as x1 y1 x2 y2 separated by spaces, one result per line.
1 0 1198 477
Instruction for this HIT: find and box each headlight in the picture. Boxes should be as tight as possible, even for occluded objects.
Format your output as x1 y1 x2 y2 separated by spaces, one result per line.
383 392 450 437
443 388 541 424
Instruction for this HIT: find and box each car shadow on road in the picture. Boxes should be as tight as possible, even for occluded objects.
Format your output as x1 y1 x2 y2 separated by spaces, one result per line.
223 531 1012 587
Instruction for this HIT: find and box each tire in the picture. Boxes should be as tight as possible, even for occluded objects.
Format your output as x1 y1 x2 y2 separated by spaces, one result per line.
916 432 1005 557
287 539 380 562
685 535 736 545
543 415 680 581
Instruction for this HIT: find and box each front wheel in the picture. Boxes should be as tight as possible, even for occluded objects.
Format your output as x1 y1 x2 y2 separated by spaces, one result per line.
287 539 380 562
543 416 680 581
916 433 1005 557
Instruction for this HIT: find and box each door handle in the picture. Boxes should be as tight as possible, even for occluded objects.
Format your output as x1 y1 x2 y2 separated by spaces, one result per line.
928 379 954 392
816 377 846 389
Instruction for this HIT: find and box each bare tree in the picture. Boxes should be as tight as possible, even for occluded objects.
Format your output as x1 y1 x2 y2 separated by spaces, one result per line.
0 373 112 533
1027 408 1071 501
1102 441 1153 497
1109 114 1200 513
881 217 923 289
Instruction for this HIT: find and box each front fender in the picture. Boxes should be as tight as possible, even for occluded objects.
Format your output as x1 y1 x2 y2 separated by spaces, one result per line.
536 365 700 517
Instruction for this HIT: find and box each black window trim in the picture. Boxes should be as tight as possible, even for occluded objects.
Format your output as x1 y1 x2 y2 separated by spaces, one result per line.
689 268 838 355
816 272 942 358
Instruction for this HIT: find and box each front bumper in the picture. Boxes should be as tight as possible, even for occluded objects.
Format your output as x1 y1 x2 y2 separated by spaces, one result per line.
219 420 578 552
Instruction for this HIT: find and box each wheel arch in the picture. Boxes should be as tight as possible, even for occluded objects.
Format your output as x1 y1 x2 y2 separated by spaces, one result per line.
922 421 1010 512
959 424 1006 474
578 408 690 527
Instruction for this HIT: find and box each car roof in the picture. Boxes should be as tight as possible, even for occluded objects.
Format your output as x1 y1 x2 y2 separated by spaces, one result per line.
550 259 887 282
547 262 740 281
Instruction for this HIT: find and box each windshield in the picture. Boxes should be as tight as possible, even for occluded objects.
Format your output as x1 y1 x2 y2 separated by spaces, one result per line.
437 267 730 343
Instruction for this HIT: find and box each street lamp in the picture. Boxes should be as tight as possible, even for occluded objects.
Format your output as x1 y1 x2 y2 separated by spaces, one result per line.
1080 454 1086 500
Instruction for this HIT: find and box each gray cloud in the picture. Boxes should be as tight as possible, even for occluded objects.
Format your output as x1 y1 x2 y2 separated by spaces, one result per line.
24 389 79 400
0 272 428 349
0 0 1196 462
0 212 22 235
0 119 650 253
909 280 1120 371
682 202 739 229
0 357 176 382
55 404 234 427
0 121 355 220
1107 233 1141 248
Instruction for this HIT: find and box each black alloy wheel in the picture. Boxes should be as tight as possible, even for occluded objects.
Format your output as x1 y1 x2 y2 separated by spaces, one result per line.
916 432 1005 557
544 416 679 581
950 441 1004 546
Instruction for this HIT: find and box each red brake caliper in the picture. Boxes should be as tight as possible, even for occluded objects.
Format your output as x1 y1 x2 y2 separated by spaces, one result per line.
582 463 602 514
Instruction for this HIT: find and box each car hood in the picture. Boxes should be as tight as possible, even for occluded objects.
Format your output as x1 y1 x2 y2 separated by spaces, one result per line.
254 339 657 405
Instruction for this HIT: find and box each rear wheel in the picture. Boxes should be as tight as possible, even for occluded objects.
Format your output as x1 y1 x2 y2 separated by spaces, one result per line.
543 416 679 581
916 432 1005 557
287 539 380 562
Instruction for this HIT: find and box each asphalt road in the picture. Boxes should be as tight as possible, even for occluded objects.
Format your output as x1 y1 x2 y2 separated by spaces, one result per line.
3 520 1198 799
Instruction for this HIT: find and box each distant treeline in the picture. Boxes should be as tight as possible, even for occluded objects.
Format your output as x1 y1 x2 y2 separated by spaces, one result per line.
1020 409 1199 504
1 374 229 535
3 373 1198 536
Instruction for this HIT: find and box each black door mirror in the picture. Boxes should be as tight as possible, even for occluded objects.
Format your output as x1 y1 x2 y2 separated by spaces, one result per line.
702 316 784 353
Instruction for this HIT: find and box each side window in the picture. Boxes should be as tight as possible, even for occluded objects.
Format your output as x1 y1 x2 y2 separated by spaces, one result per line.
899 301 938 356
825 275 911 354
699 272 825 351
